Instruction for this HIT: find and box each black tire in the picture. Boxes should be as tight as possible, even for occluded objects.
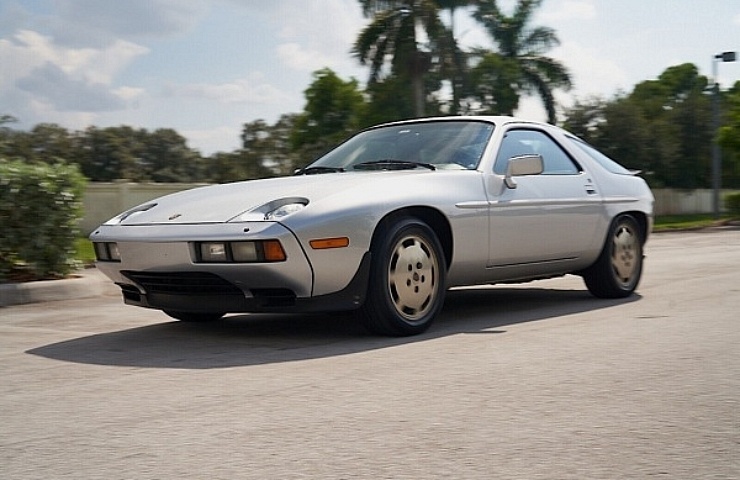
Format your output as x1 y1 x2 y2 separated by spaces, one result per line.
361 217 447 336
583 214 644 298
163 310 225 322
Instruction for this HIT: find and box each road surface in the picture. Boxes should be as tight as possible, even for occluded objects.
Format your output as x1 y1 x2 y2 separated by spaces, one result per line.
1 229 738 479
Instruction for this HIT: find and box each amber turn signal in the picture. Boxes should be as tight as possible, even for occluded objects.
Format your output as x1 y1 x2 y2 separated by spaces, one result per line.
309 237 350 250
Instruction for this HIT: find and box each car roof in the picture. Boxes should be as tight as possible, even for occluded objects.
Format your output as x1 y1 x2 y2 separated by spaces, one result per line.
373 115 555 130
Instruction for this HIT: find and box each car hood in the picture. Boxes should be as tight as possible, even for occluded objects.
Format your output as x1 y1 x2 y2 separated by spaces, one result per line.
111 173 422 225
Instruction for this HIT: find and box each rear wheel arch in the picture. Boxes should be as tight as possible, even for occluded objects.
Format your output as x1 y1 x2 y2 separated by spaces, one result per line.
621 210 649 243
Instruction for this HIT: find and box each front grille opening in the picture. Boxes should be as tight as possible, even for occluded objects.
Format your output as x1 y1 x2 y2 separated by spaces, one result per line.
121 271 242 296
251 288 296 307
118 283 141 302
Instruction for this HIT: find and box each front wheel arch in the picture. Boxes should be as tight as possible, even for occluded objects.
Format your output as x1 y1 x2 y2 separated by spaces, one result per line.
361 216 447 336
371 207 453 270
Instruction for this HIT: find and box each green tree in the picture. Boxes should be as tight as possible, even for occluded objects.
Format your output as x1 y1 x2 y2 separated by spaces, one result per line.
240 119 292 178
76 126 142 181
718 81 740 152
1 123 77 164
463 50 520 115
718 81 740 188
360 75 418 126
291 68 365 158
354 0 450 117
0 115 19 154
560 96 607 141
631 64 711 188
472 0 572 123
73 126 205 182
563 63 717 189
435 0 475 113
142 128 201 182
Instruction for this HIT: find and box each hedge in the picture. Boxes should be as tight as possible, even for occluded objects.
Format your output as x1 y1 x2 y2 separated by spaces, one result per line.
0 159 86 282
727 192 740 218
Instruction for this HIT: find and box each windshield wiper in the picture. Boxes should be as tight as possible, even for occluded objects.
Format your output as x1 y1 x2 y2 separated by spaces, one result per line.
353 159 436 171
295 166 345 175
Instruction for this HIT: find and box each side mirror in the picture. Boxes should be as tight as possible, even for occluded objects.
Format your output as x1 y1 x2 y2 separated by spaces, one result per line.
504 154 544 189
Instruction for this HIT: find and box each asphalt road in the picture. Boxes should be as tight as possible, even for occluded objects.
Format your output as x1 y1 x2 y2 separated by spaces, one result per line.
1 229 738 479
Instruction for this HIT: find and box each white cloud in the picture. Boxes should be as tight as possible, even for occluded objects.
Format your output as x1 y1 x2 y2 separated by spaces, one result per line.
23 96 96 129
50 0 209 46
181 125 241 155
113 86 145 101
552 40 629 98
541 0 596 22
17 63 128 112
277 43 338 73
0 27 149 127
273 0 367 76
0 29 148 87
162 76 289 105
84 40 149 84
734 13 740 25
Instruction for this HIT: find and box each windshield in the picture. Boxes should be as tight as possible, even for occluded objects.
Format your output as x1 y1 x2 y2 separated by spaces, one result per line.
304 120 494 172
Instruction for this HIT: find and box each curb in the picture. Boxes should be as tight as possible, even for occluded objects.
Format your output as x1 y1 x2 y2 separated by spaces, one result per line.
0 268 119 307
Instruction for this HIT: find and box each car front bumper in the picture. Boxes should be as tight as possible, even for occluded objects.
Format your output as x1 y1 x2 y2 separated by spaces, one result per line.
90 222 370 313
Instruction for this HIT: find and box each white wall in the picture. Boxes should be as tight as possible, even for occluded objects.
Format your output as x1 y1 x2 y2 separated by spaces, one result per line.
82 182 208 234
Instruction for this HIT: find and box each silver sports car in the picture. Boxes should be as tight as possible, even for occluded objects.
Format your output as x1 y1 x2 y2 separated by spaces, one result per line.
91 116 654 336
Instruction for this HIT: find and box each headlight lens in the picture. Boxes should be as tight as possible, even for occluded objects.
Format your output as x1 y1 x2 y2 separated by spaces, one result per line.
93 242 121 262
195 240 286 263
231 241 257 262
199 242 227 262
264 203 305 221
108 242 121 261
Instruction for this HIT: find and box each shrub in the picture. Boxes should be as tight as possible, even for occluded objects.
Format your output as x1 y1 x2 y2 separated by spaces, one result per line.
0 159 86 282
727 192 740 218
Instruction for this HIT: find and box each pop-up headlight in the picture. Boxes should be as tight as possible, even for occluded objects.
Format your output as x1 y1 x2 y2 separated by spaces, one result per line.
104 203 157 225
264 202 306 221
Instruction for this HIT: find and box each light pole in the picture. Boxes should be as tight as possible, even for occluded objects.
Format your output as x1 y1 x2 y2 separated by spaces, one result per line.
712 51 736 218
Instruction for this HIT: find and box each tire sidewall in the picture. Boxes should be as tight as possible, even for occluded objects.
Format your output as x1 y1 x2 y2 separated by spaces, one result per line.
586 214 643 298
364 217 446 335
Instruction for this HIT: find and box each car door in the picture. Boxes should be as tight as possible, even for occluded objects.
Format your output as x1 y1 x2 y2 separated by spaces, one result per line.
486 127 603 269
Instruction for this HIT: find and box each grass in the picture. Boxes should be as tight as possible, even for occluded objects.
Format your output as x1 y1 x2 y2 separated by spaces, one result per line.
75 238 96 265
653 214 734 232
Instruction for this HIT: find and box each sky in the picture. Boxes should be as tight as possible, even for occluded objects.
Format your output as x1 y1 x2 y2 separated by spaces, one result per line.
1 0 739 155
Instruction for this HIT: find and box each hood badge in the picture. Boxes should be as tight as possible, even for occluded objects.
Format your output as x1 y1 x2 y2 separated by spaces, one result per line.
168 213 182 221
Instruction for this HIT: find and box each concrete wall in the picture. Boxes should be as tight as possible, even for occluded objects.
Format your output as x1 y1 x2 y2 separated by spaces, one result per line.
80 182 738 234
651 189 735 216
82 182 208 234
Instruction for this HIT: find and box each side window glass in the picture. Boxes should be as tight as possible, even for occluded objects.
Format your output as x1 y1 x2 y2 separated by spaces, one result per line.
494 129 580 175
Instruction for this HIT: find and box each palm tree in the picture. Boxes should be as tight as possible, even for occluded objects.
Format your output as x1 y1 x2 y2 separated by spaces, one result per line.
473 0 572 123
435 0 475 114
353 0 449 117
436 0 473 37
